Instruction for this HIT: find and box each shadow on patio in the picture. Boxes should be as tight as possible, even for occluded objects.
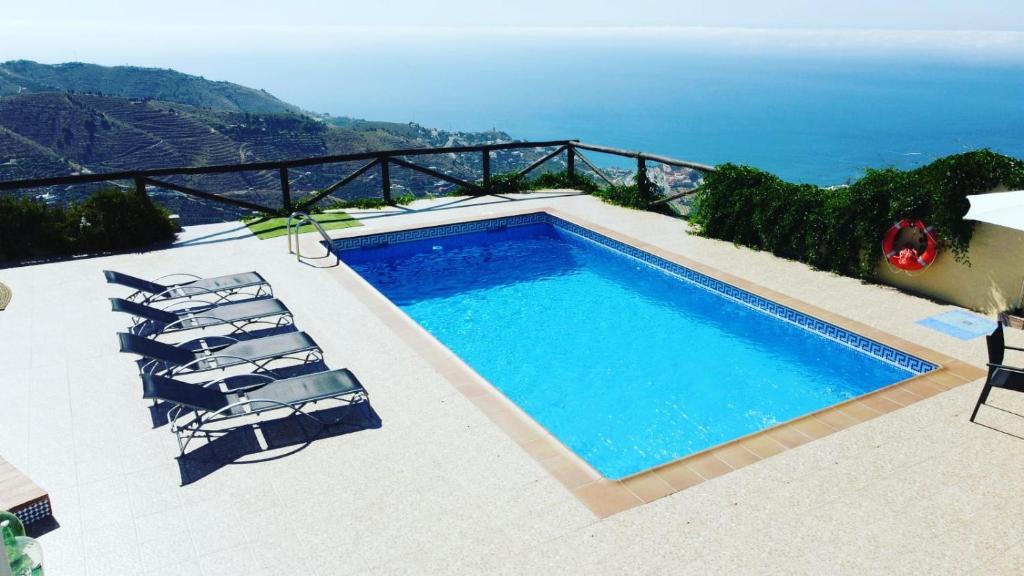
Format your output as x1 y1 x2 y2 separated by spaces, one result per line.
176 401 382 485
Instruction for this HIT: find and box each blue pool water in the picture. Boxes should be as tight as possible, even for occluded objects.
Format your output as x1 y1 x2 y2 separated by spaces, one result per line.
338 218 920 478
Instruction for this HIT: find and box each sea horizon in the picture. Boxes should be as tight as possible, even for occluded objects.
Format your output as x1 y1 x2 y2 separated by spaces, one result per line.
3 26 1022 184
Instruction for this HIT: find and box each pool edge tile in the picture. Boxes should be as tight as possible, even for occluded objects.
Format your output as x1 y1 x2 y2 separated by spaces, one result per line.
652 461 705 492
737 434 789 459
621 473 677 504
540 456 602 491
767 424 814 449
572 480 645 519
712 443 762 470
684 452 734 480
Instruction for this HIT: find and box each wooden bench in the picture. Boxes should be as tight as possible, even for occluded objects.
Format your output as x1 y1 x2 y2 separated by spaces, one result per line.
0 456 50 526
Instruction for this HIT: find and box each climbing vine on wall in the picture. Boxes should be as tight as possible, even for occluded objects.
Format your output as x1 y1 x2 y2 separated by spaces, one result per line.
689 150 1024 280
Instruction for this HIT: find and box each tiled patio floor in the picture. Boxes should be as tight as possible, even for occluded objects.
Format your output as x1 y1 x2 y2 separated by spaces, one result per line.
1 192 1022 575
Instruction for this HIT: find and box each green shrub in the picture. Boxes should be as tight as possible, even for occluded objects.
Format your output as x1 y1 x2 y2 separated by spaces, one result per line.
449 170 601 196
488 172 525 195
394 193 417 205
0 188 176 261
528 171 600 193
593 165 662 210
689 150 1024 280
68 188 176 252
329 197 389 210
324 193 417 211
0 196 68 260
448 171 525 196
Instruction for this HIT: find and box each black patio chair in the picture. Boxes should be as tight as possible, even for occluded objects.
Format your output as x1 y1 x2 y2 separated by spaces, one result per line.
118 331 322 377
104 270 271 304
110 297 292 337
970 323 1024 422
142 369 368 454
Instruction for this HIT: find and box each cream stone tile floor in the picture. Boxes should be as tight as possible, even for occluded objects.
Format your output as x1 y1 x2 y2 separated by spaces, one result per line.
1 192 1022 575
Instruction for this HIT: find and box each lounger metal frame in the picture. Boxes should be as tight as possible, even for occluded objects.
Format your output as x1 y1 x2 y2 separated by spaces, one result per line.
117 302 294 338
137 334 323 377
165 375 369 454
124 272 273 305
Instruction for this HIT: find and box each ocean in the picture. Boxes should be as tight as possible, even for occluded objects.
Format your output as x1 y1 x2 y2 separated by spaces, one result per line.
142 29 1024 185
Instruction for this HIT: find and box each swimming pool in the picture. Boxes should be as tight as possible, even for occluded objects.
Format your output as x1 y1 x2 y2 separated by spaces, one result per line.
334 213 935 479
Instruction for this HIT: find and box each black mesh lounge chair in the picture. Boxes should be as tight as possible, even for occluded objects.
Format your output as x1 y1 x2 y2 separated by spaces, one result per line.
970 323 1024 422
110 297 292 337
118 331 322 376
103 270 272 304
142 370 368 454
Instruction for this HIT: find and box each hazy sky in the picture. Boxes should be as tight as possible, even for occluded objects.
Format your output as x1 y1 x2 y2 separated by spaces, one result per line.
4 0 1024 30
2 1 1023 68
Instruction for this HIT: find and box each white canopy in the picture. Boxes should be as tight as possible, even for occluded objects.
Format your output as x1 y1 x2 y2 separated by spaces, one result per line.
964 190 1024 232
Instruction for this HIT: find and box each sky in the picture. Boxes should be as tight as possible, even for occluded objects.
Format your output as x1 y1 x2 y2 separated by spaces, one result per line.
1 1 1022 90
3 0 1024 31
0 0 1021 67
1 0 1023 69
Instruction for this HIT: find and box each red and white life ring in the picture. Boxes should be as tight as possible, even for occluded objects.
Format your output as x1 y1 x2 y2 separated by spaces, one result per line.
882 219 938 272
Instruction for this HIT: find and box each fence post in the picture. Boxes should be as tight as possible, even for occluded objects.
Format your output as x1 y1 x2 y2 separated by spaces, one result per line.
380 155 392 204
566 144 575 178
134 176 147 197
482 148 491 194
637 154 651 200
279 167 292 213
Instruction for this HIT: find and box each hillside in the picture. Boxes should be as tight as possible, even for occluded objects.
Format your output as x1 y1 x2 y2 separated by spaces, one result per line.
0 60 300 114
0 62 560 223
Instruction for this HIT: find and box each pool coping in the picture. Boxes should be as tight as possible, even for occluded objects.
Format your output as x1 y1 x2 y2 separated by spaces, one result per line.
307 207 986 519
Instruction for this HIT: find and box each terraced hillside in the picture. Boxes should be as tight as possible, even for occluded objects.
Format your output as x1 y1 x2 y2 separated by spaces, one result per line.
0 63 563 223
0 60 300 114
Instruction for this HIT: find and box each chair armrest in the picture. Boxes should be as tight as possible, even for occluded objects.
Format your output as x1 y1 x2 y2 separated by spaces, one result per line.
988 362 1024 374
159 315 226 333
144 285 222 305
157 298 217 312
177 335 239 353
204 372 277 392
153 273 202 283
169 353 274 375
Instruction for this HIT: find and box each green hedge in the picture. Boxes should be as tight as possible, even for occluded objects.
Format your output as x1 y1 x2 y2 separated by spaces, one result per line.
689 150 1024 279
0 188 177 261
593 166 664 210
448 169 662 210
322 193 417 211
449 170 602 197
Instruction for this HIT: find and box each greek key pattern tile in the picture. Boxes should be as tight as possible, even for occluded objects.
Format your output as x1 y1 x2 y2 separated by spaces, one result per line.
333 212 936 374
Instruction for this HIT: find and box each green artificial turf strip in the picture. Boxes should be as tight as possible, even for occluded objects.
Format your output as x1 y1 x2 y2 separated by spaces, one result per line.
244 212 361 240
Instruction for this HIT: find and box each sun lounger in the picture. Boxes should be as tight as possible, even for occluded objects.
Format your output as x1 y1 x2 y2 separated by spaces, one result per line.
142 369 368 454
118 331 321 376
104 270 271 304
971 323 1024 421
110 297 292 337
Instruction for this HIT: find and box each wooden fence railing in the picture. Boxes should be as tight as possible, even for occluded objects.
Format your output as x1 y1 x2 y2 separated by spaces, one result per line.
0 140 714 214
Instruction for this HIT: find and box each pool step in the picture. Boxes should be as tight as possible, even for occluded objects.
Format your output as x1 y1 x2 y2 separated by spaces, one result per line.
0 455 51 526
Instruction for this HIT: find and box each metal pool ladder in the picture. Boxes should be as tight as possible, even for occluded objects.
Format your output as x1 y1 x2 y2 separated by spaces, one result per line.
287 211 334 261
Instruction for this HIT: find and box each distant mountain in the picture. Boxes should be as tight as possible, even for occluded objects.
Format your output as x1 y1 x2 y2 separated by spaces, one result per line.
0 60 300 114
0 62 556 223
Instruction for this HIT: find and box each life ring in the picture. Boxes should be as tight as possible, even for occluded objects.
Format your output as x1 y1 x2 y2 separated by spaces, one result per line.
882 219 938 272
